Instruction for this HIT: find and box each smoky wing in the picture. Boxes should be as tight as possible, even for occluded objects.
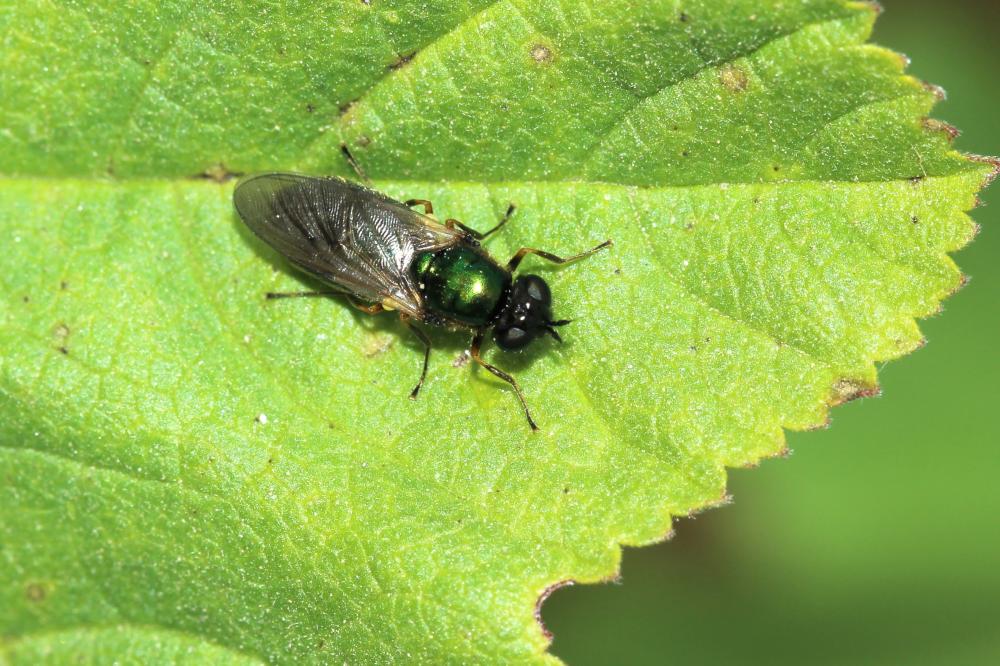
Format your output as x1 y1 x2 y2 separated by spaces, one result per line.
233 173 461 314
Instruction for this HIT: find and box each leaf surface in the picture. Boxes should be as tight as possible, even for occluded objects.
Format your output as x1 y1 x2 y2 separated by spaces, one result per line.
0 0 994 663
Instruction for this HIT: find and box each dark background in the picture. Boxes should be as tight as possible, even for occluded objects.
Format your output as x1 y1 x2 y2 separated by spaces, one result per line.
544 1 1000 663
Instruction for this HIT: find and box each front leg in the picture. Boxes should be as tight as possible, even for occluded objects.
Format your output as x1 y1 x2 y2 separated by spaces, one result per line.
469 331 538 431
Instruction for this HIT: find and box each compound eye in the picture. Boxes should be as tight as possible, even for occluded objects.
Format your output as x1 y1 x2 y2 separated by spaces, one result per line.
519 275 551 306
494 326 532 351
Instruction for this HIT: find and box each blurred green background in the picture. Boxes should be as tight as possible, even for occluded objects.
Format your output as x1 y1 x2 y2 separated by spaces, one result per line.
544 1 1000 664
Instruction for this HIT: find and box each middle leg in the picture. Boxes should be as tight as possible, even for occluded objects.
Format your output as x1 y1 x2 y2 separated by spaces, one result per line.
400 314 431 399
506 239 612 272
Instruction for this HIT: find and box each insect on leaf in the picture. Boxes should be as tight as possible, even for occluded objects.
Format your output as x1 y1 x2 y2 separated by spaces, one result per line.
0 1 994 664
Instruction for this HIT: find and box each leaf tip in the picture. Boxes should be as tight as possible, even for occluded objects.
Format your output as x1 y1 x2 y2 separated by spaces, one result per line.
920 81 947 102
922 117 960 143
829 379 882 407
850 0 884 16
967 153 1000 187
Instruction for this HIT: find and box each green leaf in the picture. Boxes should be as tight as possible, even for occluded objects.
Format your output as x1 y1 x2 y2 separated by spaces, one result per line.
0 0 994 663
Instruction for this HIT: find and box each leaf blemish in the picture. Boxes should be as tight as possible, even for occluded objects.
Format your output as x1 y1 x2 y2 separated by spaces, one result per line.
196 164 240 183
719 63 749 92
24 583 47 602
530 44 553 64
362 333 395 358
53 323 70 354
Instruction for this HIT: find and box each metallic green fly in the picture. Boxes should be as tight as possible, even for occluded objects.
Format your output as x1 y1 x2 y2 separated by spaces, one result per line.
233 173 611 430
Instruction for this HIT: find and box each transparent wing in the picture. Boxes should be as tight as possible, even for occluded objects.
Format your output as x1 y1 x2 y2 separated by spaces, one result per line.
233 173 462 315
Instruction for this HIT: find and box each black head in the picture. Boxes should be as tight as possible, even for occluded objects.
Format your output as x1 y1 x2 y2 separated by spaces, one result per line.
492 274 571 351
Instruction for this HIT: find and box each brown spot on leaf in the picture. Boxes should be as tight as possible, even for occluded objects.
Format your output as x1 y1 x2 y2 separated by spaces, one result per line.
452 350 470 368
197 164 240 183
25 582 47 602
530 43 553 64
719 63 749 92
53 323 70 354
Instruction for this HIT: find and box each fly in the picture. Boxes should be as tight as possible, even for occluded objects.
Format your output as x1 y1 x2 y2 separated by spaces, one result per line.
233 172 611 430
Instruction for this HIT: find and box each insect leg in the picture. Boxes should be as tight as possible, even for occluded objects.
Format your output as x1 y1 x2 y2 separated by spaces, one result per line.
340 143 371 183
445 203 516 241
266 290 341 299
470 332 539 431
348 297 385 315
399 315 431 399
506 239 613 272
404 199 434 216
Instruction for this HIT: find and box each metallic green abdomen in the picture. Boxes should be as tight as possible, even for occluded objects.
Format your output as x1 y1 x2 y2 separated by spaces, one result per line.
412 245 510 328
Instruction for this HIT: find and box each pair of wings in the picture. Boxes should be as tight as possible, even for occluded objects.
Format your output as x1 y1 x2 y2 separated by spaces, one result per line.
233 173 463 317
